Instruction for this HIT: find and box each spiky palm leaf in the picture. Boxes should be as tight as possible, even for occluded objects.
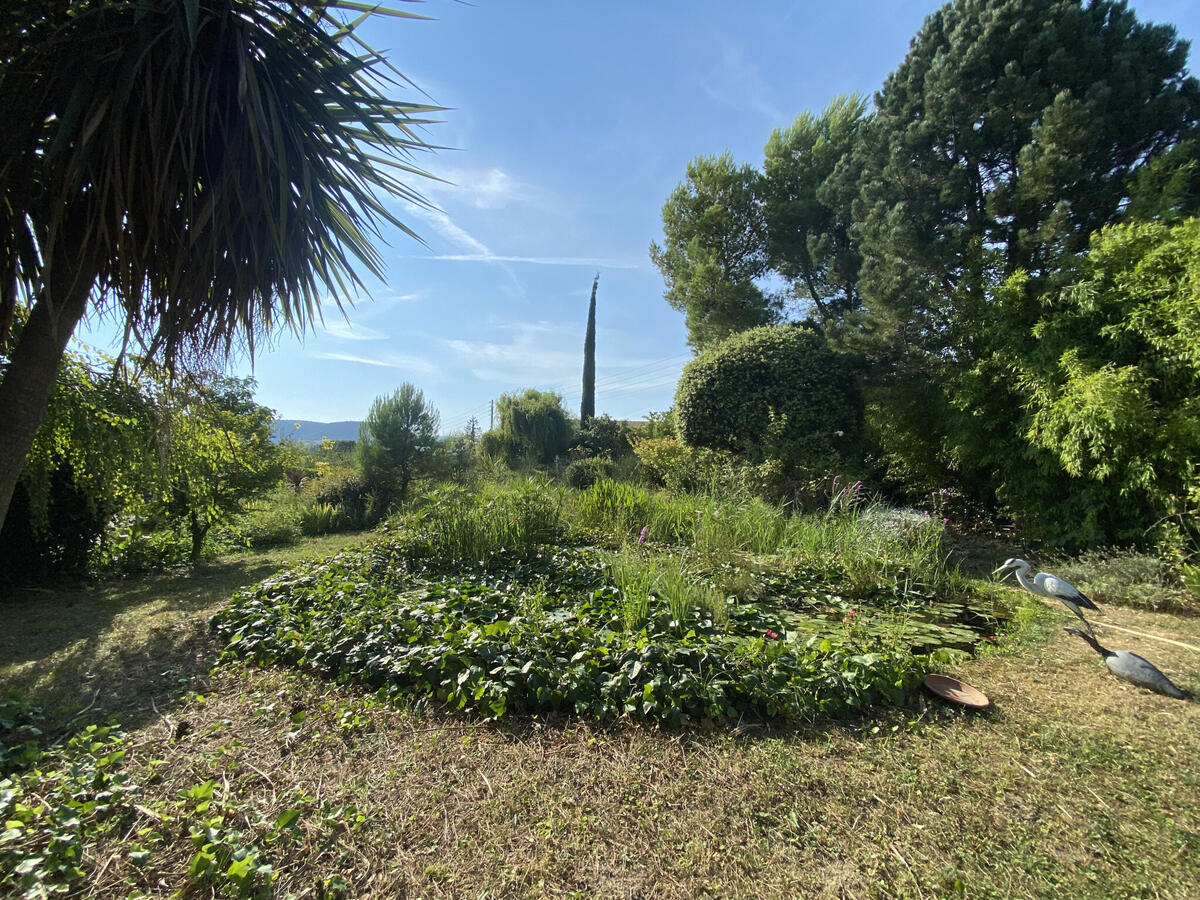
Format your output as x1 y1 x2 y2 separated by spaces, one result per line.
1 0 440 361
0 0 441 528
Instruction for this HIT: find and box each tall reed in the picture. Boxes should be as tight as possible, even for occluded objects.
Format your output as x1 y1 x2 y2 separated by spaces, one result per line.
415 481 564 562
607 546 726 629
571 479 950 596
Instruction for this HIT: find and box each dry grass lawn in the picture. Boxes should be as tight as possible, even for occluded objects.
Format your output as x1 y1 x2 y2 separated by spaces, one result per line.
2 538 1197 899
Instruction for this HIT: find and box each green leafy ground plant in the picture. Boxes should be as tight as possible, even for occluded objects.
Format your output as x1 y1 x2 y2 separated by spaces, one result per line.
211 530 986 724
0 724 136 898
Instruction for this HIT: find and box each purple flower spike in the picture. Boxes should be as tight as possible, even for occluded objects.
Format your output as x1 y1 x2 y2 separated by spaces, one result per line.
637 525 649 545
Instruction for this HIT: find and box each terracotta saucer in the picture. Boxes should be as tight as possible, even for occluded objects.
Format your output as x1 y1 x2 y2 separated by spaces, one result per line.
923 674 990 709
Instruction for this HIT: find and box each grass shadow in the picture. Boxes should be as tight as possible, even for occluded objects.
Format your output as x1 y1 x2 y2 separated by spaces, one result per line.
0 532 375 734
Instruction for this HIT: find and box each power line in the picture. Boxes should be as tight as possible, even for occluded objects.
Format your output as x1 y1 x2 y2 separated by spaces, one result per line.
437 350 692 434
541 353 691 401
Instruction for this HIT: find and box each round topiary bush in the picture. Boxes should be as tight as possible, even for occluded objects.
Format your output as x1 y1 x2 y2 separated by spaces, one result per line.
674 325 861 469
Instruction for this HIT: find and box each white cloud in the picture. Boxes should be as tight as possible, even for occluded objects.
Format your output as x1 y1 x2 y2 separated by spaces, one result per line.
408 204 492 257
426 253 641 269
320 320 389 342
401 202 523 291
425 166 546 211
699 42 785 125
447 320 578 385
444 321 685 399
311 351 442 379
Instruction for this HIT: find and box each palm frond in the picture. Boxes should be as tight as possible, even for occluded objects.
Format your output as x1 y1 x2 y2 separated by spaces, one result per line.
0 0 442 366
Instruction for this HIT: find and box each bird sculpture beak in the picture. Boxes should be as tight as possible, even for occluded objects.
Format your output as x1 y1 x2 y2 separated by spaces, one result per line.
991 564 1010 576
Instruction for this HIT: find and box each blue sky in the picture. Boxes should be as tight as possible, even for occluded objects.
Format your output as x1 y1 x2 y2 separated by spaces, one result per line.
80 0 1200 434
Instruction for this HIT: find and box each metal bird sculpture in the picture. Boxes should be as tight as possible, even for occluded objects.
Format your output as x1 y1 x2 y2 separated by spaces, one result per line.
1063 627 1190 700
993 558 1099 634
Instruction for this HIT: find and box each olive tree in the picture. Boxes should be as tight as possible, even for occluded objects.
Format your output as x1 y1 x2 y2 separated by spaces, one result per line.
154 372 283 562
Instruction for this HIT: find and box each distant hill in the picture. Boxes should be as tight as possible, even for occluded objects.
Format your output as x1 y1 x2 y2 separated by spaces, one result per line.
273 419 361 444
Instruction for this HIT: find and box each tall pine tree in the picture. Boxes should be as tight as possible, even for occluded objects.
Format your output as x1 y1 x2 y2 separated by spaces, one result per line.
649 154 775 349
854 0 1199 368
849 0 1200 519
580 274 598 424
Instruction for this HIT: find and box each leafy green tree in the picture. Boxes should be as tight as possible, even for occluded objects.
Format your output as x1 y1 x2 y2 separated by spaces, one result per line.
581 274 598 424
853 0 1199 366
846 0 1200 517
1125 140 1200 224
358 384 440 507
650 153 776 349
0 348 155 578
434 432 478 485
154 372 282 562
762 95 868 321
482 389 573 467
572 414 631 460
674 325 862 471
1008 217 1200 548
0 0 440 531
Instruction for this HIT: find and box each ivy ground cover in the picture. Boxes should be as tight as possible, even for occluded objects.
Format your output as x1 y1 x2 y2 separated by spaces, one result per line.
212 497 1001 724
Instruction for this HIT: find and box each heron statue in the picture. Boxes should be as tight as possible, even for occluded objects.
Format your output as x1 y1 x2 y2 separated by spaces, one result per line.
992 558 1099 634
1063 627 1190 700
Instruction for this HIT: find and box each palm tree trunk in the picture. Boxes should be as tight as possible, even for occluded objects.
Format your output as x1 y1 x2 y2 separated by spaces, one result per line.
0 231 93 530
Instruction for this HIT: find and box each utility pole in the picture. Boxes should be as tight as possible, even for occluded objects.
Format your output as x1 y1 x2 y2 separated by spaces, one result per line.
489 399 494 430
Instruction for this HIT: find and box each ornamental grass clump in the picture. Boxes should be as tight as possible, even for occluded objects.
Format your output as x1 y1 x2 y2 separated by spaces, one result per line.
607 547 726 629
783 504 949 597
572 479 693 545
411 482 565 563
693 496 790 555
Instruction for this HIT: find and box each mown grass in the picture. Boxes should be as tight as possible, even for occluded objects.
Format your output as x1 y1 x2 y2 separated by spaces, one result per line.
0 531 376 729
10 604 1195 899
2 507 1199 898
1048 547 1200 615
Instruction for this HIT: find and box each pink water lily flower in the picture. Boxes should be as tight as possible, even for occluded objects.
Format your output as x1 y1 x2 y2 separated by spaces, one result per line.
764 629 779 640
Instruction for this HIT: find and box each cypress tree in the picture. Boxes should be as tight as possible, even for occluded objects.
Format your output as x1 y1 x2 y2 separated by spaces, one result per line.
580 273 598 424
